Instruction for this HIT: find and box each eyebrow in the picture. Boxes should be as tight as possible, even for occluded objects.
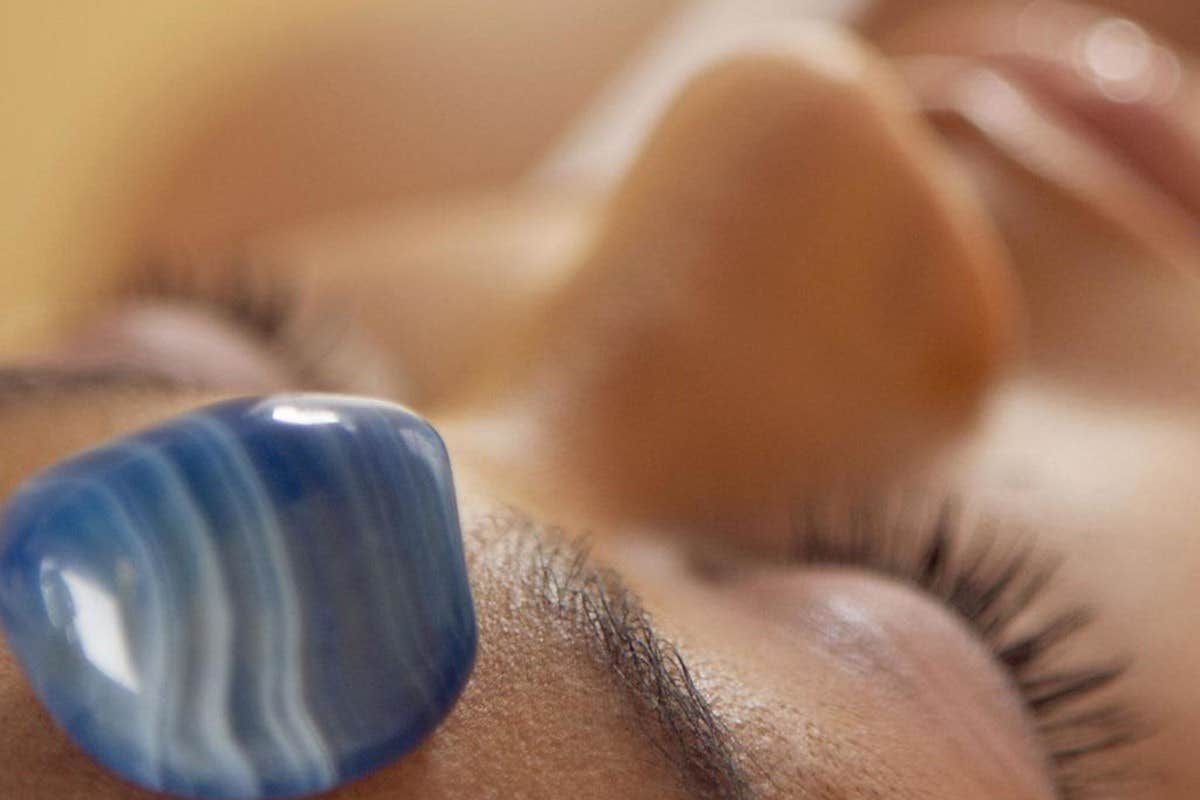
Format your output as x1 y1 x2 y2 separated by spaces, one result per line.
483 508 756 800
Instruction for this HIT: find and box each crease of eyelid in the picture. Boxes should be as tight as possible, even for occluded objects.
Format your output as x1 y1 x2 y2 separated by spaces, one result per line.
101 260 400 396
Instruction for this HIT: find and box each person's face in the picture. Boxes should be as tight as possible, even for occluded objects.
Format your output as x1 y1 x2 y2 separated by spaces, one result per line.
4 1 1200 798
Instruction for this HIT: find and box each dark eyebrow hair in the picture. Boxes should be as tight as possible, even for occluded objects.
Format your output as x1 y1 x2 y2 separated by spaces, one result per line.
478 507 756 800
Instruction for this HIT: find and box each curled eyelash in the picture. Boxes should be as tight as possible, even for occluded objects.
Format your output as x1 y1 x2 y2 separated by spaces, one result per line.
788 498 1142 800
116 259 388 393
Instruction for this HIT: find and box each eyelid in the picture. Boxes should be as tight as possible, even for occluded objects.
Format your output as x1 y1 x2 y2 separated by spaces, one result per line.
795 497 1135 787
115 261 327 389
88 261 399 397
687 494 1137 791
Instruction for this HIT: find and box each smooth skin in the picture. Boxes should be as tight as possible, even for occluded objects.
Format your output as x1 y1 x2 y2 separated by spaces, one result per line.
4 1 1200 797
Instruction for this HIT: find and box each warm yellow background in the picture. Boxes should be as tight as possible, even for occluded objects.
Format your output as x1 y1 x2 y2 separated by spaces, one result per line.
0 1 362 354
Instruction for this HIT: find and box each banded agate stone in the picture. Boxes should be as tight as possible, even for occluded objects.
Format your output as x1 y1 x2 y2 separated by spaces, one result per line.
0 395 476 799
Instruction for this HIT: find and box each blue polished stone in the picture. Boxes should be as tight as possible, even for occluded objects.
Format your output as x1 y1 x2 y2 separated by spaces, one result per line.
0 395 476 799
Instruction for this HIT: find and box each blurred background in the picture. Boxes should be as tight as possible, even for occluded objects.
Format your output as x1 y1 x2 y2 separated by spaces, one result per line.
0 0 683 355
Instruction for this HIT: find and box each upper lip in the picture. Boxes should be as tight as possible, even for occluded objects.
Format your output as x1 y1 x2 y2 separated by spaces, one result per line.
885 1 1200 268
976 32 1200 223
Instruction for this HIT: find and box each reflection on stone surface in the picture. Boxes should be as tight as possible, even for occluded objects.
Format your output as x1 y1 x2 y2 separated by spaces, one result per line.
0 394 476 799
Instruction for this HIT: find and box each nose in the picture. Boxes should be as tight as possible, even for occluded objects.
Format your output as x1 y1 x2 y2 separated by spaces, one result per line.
462 25 1019 539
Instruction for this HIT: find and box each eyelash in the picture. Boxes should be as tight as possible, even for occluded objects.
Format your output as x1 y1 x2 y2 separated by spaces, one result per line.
117 260 351 390
787 499 1138 800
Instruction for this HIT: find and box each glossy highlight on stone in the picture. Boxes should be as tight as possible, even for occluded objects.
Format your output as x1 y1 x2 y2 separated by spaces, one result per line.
0 395 476 799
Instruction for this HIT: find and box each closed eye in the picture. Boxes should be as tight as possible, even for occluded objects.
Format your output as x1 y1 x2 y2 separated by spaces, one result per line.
779 497 1137 794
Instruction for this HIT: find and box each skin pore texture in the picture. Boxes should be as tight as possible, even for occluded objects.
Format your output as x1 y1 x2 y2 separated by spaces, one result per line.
5 0 1200 798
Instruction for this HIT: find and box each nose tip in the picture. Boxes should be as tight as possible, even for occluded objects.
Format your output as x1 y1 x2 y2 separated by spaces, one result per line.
480 26 1020 533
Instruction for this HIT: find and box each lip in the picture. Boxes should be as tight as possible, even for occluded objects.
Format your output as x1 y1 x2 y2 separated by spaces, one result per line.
978 31 1200 223
885 1 1200 272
